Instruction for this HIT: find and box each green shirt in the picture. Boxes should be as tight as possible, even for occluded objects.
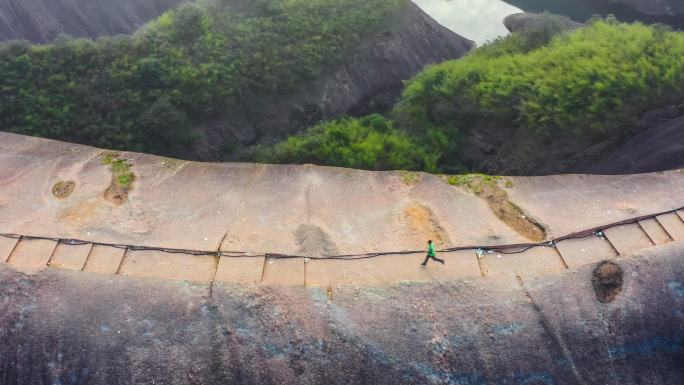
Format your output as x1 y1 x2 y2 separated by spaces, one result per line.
428 243 436 257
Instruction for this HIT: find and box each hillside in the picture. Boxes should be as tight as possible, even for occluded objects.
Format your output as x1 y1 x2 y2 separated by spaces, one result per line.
0 0 473 160
251 19 684 174
0 0 186 42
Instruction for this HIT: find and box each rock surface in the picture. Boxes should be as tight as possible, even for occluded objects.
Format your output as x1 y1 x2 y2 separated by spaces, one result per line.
0 241 683 384
1 132 684 382
617 0 684 16
573 105 684 174
504 12 584 33
2 131 683 254
0 0 185 43
196 1 474 160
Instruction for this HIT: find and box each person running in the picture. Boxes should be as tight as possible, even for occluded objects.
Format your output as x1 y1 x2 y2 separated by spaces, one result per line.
421 240 445 266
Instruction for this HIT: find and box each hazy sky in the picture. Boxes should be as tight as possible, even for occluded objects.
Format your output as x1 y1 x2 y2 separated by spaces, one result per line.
413 0 523 46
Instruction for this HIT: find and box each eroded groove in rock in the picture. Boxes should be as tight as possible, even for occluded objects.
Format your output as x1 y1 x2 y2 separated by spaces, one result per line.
446 175 548 242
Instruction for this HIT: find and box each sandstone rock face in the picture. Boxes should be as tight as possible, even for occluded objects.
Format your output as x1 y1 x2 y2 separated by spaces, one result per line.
0 242 683 384
0 132 683 383
195 2 474 160
0 0 185 43
573 109 684 174
503 12 584 33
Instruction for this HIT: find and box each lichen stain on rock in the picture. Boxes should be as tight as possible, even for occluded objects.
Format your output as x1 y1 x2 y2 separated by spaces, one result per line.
295 225 338 257
58 199 101 224
404 202 450 244
104 184 129 206
593 261 624 303
446 174 547 242
52 180 76 199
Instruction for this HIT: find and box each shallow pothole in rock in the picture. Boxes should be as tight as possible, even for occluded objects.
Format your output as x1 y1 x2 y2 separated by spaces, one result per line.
592 261 624 303
52 181 76 199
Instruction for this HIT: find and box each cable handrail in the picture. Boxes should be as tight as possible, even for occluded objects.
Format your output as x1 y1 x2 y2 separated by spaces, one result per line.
1 205 682 261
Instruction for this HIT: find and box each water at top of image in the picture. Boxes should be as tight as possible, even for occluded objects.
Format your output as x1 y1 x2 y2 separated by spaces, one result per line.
413 0 523 46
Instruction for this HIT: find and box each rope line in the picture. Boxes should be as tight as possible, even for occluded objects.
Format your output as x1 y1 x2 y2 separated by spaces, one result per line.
1 205 682 261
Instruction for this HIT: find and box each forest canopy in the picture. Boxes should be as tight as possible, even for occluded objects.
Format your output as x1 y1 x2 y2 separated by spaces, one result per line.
0 0 404 156
260 20 684 172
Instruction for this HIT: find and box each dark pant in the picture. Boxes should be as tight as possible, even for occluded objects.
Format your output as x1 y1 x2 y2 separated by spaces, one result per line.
421 254 444 265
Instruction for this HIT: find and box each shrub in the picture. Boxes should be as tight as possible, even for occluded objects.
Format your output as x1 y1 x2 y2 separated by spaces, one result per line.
253 114 439 171
396 21 684 142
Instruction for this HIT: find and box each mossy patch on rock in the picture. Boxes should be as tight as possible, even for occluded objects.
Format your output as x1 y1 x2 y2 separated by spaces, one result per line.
100 152 135 205
52 180 76 199
446 174 546 242
400 171 422 186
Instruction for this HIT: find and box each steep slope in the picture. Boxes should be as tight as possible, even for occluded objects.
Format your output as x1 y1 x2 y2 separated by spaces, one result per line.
0 0 186 42
194 1 474 160
386 20 684 175
574 109 684 174
0 0 473 161
1 132 684 384
1 245 683 385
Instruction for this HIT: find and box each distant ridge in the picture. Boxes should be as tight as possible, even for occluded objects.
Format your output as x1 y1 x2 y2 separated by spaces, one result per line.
0 0 186 43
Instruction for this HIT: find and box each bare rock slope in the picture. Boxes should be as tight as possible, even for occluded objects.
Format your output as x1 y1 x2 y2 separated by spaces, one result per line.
1 132 684 384
503 12 584 33
0 0 185 42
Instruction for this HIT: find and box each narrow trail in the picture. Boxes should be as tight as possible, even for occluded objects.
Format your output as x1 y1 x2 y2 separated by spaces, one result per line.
1 205 682 289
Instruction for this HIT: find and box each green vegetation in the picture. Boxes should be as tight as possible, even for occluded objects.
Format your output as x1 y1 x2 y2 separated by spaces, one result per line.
0 0 404 156
395 19 684 147
101 152 135 188
258 19 684 173
445 174 502 193
446 174 501 188
251 114 439 171
400 171 422 185
4 7 683 175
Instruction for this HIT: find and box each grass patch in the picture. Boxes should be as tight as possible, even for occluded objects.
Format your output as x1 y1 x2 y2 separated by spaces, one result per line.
446 174 502 192
100 152 135 189
400 171 422 185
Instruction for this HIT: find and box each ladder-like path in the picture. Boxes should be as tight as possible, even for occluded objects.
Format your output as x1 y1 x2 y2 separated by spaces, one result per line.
2 208 682 288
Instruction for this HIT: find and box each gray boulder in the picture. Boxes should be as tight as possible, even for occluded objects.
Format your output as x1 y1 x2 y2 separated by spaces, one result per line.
504 12 584 33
